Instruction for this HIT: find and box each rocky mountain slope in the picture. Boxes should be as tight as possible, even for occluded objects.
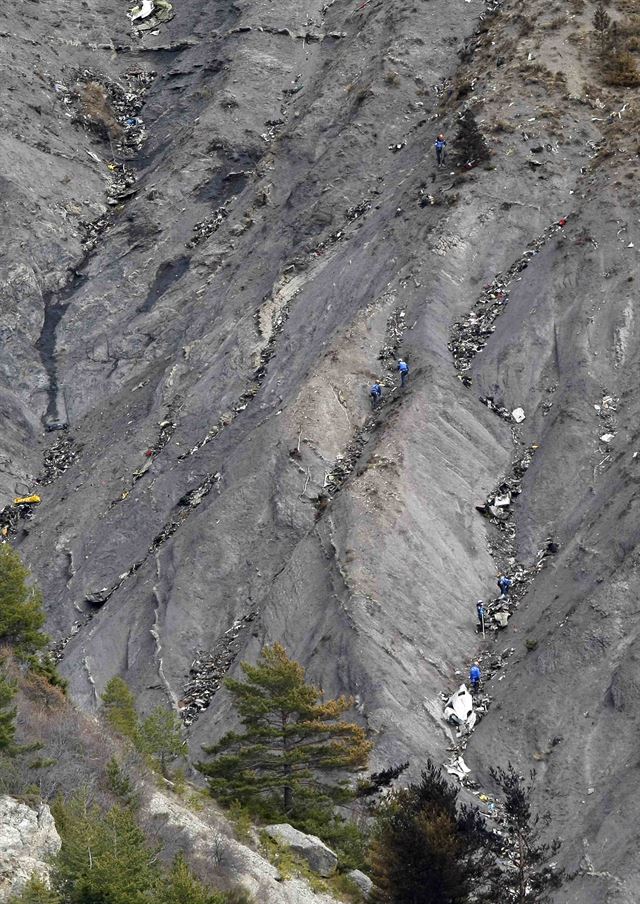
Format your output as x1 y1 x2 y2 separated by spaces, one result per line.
1 0 639 899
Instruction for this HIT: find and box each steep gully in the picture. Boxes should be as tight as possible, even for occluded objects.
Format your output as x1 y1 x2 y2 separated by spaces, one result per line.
437 218 572 833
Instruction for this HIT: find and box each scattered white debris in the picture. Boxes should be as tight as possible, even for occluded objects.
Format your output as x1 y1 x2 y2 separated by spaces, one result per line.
446 756 471 780
512 407 526 423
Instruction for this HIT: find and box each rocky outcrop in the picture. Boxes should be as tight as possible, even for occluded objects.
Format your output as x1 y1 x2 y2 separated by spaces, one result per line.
0 797 61 901
264 825 338 877
145 791 339 903
347 869 373 898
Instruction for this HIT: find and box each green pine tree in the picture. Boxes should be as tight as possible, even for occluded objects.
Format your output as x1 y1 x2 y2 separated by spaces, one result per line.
101 677 138 740
27 654 68 694
0 546 48 657
138 706 186 776
454 109 490 168
370 761 496 904
105 757 139 807
8 875 60 904
197 643 371 815
52 794 158 904
0 665 17 754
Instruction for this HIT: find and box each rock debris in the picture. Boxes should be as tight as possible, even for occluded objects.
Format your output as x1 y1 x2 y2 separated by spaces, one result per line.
180 612 258 725
449 218 568 381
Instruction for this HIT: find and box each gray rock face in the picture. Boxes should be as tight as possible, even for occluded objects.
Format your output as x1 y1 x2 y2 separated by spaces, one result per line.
347 869 373 898
264 825 338 877
0 797 61 901
2 0 640 899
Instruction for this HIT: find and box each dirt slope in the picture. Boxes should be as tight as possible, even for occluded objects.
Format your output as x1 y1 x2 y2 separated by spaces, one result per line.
2 0 639 899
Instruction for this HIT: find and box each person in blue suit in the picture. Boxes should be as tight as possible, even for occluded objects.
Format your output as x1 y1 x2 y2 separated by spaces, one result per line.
370 382 382 409
470 662 481 692
435 133 447 166
397 359 409 387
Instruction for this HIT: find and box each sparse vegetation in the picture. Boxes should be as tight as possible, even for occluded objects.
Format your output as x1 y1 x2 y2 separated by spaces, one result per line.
592 5 640 85
0 661 17 754
101 677 186 777
593 2 612 57
102 677 138 740
41 793 249 904
487 766 564 903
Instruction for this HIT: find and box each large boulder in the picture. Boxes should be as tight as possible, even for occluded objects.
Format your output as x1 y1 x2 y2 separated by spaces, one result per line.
347 869 373 898
264 824 338 877
0 797 61 901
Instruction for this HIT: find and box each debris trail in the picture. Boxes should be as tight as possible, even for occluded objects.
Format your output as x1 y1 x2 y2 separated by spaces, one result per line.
441 220 567 786
111 404 180 506
448 217 568 383
179 611 258 726
39 433 80 486
315 304 408 513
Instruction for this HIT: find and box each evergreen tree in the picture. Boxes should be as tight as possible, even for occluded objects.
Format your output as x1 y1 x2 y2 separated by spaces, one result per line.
454 110 489 167
0 546 48 657
105 757 138 807
28 653 68 694
370 761 495 904
592 2 611 57
138 706 186 776
0 665 17 754
487 765 563 903
53 794 157 904
197 643 371 814
101 677 138 740
8 875 60 904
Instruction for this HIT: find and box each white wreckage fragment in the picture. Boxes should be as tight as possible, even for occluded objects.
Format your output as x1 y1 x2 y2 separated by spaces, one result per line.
129 0 173 22
445 756 471 781
443 684 477 730
511 407 526 423
129 0 154 21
